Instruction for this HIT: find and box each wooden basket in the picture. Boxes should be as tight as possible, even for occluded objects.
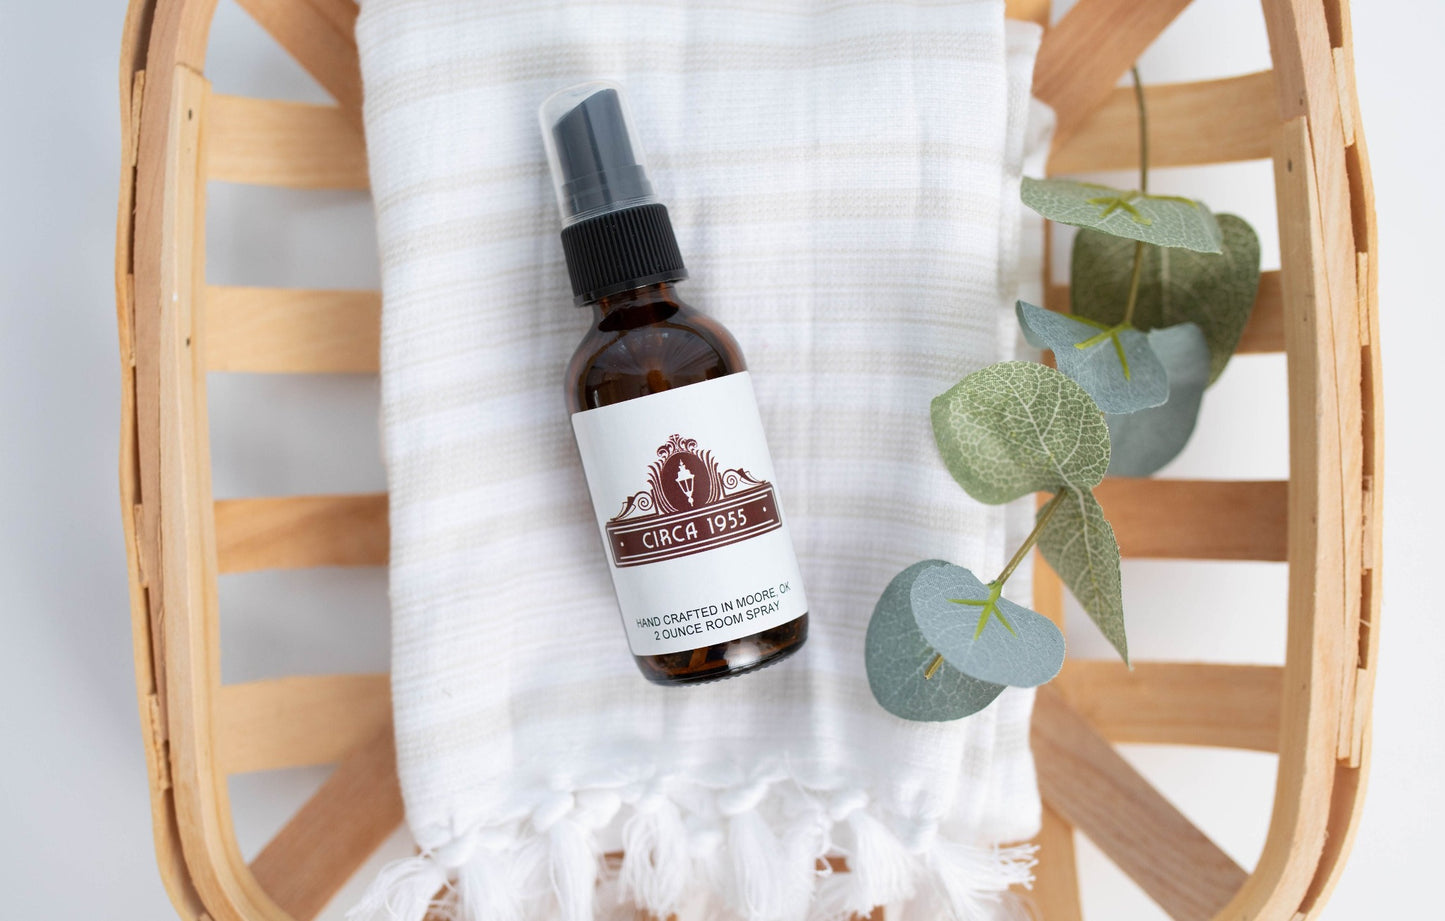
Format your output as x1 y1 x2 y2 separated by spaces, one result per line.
114 1 1381 919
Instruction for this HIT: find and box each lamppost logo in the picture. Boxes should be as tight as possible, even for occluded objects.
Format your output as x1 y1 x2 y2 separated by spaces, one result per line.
605 434 782 567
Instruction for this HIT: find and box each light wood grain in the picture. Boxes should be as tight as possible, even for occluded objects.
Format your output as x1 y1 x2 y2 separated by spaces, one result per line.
1099 479 1289 562
1240 271 1288 354
1270 13 1366 792
1299 2 1383 910
1034 687 1247 920
117 5 209 916
153 64 299 921
1053 661 1284 752
1030 804 1083 921
304 0 358 38
215 494 388 573
1265 0 1365 777
1046 269 1285 355
1032 0 1193 145
1213 112 1349 921
121 0 244 916
207 95 367 189
250 729 405 921
1049 71 1279 175
217 674 391 774
205 286 379 372
1004 0 1050 27
234 0 363 124
1267 1 1381 914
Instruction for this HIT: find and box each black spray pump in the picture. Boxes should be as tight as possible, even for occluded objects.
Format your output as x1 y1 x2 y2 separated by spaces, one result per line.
540 82 687 304
550 88 654 222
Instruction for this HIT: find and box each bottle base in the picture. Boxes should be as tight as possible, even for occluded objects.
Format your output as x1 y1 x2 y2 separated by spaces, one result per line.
634 614 809 686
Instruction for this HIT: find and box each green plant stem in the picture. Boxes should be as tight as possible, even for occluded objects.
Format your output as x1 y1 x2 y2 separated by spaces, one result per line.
1132 65 1148 194
999 489 1065 585
1075 322 1126 350
923 490 1068 680
1120 67 1150 330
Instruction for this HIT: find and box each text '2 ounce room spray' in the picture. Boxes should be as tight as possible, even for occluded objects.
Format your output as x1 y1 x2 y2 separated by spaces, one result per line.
541 82 809 685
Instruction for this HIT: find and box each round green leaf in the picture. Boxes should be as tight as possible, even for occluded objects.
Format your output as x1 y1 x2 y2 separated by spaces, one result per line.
1015 301 1168 413
930 361 1110 505
1107 323 1211 477
1071 215 1262 383
1038 488 1127 664
1022 178 1223 253
865 560 1006 721
909 563 1065 687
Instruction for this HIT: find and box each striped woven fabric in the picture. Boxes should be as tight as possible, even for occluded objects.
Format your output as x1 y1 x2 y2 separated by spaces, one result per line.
352 2 1050 919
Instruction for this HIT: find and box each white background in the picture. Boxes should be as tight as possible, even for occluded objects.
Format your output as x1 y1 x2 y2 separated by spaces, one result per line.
0 0 1438 917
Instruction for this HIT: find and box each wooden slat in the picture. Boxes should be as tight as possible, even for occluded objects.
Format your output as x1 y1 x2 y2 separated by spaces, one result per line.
1050 71 1279 175
1239 271 1286 353
1003 0 1050 27
206 95 367 189
250 729 405 921
1046 270 1286 355
204 286 379 372
1099 479 1288 562
1032 0 1193 144
1033 687 1247 921
236 0 363 124
306 0 359 38
1030 804 1084 921
215 494 388 573
1053 661 1283 752
217 674 390 774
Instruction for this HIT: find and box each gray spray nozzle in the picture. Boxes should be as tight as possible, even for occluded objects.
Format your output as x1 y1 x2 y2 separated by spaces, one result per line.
541 82 659 226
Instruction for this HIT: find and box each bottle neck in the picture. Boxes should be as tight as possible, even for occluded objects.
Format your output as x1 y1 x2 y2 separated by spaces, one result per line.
587 281 683 330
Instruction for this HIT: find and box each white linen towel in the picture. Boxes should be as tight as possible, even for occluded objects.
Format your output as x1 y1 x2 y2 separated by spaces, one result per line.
352 2 1051 919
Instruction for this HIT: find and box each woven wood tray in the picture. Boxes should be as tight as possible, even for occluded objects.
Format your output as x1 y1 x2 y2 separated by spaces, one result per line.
114 0 1381 919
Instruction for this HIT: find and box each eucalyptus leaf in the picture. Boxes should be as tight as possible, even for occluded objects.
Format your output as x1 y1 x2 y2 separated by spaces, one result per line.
865 560 1007 721
1071 214 1261 382
910 563 1065 687
1022 177 1223 253
1107 323 1211 477
931 361 1110 505
1015 301 1168 413
1038 488 1127 664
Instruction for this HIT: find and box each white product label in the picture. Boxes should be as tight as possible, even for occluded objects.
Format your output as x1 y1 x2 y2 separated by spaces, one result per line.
571 372 808 655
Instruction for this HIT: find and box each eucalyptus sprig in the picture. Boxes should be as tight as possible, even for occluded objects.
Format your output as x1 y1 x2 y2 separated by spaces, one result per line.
864 66 1261 723
1020 67 1260 472
866 362 1116 721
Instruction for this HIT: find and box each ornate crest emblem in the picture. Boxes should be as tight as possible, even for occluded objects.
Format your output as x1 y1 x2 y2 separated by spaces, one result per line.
606 434 782 567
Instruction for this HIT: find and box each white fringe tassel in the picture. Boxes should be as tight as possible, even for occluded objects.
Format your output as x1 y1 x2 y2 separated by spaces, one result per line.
619 796 690 917
349 780 1036 921
456 845 524 921
348 854 450 921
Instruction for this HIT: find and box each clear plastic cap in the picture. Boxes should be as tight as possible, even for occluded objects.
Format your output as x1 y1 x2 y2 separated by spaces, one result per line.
540 81 658 227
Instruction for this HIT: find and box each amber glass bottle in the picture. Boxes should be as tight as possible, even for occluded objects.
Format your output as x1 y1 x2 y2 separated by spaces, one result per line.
543 83 809 685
